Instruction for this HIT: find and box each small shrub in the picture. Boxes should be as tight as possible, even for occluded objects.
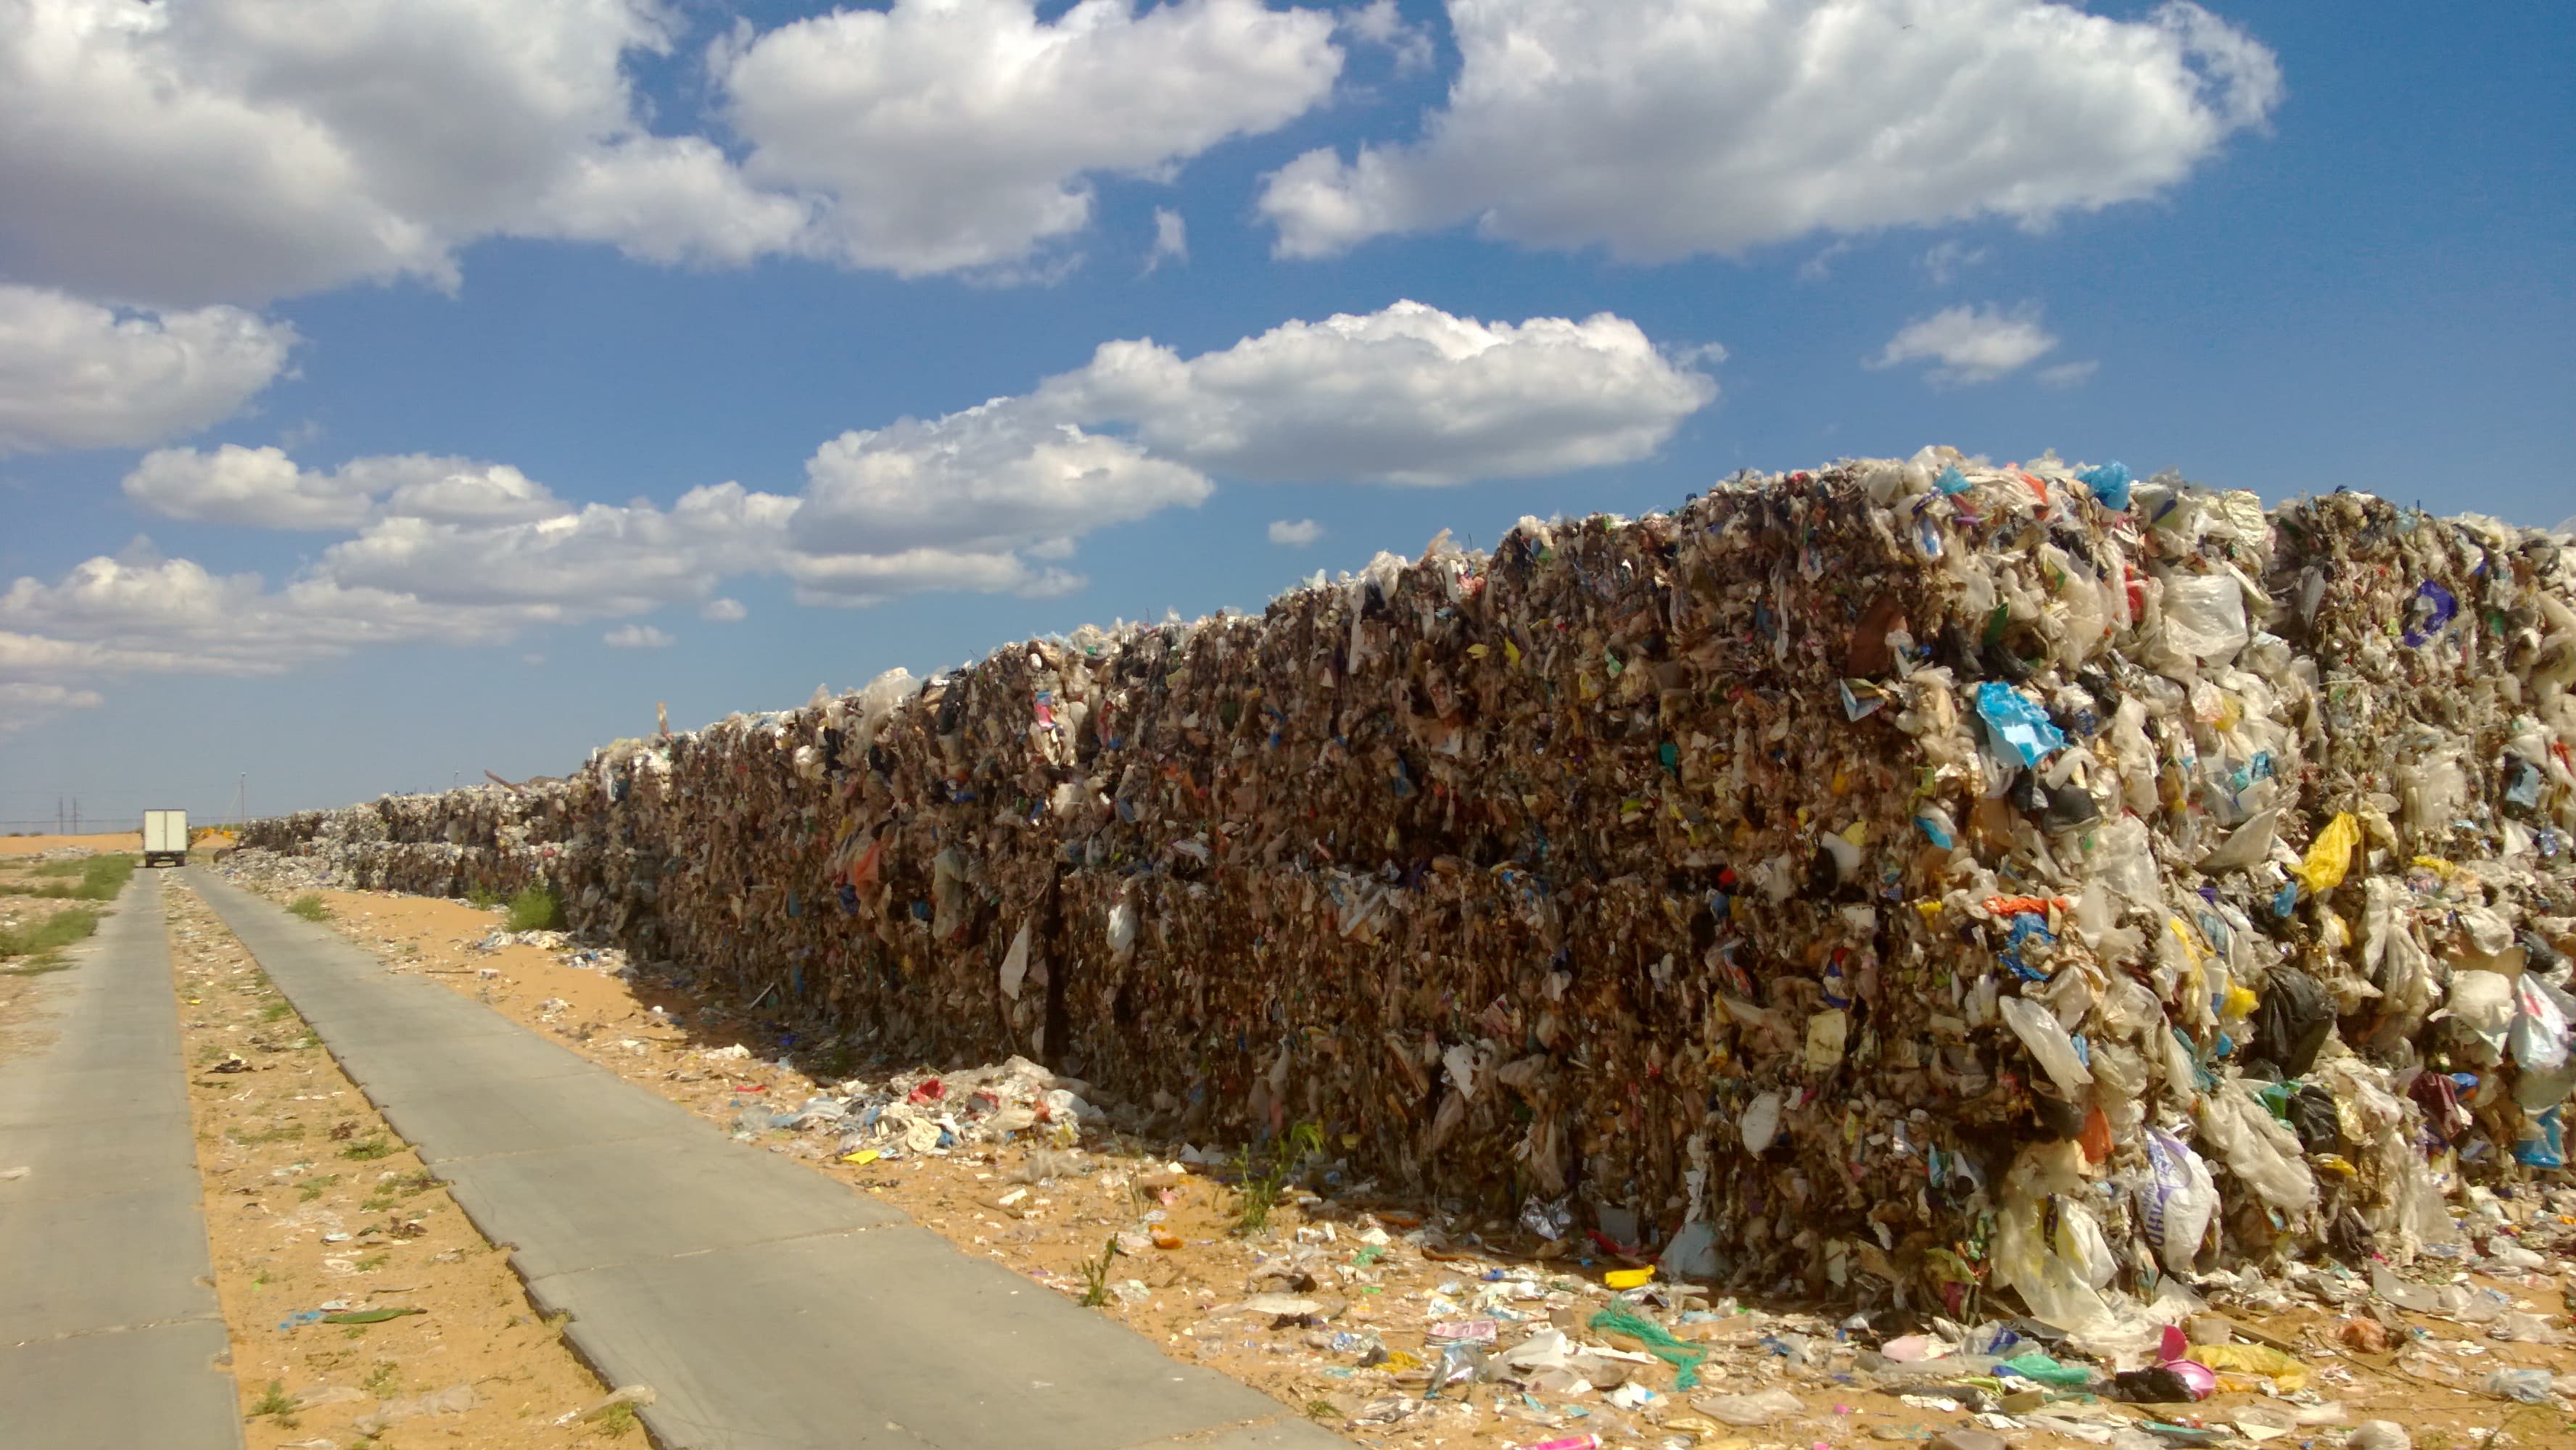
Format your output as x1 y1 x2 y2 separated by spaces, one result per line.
1231 1122 1326 1235
505 887 563 932
286 894 330 922
466 886 501 910
340 1133 398 1161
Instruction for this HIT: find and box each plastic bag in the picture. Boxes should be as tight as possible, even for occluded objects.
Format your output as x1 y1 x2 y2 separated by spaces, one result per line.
1690 1388 1802 1427
2161 573 2250 663
2137 1127 2218 1275
1999 995 2094 1098
2509 974 2575 1072
2445 969 2515 1058
2296 812 2361 893
2198 1084 2317 1215
2249 966 2334 1077
1973 682 2068 767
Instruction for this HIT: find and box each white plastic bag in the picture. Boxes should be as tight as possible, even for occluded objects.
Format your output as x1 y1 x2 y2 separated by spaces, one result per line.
1692 1388 1803 1427
2138 1127 2218 1275
2198 1083 2317 1215
2161 573 2250 664
1999 995 2094 1098
2510 975 2575 1072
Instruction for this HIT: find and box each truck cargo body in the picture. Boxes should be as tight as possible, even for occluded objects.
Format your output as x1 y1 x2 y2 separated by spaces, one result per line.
142 808 188 867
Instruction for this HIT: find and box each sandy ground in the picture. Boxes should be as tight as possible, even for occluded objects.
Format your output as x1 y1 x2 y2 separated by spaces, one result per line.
0 830 143 856
161 881 642 1449
249 878 2576 1450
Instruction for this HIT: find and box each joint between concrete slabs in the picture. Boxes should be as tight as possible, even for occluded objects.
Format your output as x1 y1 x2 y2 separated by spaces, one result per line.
6 1304 229 1349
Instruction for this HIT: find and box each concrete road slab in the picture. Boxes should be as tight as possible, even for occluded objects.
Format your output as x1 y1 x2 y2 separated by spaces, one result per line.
0 1318 242 1450
373 1064 703 1161
0 1113 199 1203
0 869 242 1450
191 868 1343 1450
326 1019 604 1096
437 1131 904 1278
527 1225 1336 1450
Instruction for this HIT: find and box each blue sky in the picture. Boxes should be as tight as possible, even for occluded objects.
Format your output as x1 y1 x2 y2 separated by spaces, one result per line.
2 0 2570 829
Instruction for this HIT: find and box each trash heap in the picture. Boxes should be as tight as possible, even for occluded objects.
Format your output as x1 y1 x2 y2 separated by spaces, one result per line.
236 447 2576 1338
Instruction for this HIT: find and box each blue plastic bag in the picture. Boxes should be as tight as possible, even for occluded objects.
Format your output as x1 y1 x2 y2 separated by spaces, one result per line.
2076 462 2132 510
1974 682 2068 766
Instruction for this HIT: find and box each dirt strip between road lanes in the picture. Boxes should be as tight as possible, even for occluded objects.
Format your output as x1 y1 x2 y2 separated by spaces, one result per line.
160 879 637 1450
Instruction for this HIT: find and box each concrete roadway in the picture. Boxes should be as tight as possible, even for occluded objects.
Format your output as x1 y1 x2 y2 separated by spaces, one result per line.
0 869 245 1449
186 867 1342 1450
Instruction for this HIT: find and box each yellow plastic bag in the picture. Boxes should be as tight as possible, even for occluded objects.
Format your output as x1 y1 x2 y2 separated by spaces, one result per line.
2196 1343 2311 1391
2297 813 2361 892
1604 1267 1654 1289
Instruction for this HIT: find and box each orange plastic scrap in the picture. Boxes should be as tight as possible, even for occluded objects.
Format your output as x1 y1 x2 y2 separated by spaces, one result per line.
1983 895 2071 919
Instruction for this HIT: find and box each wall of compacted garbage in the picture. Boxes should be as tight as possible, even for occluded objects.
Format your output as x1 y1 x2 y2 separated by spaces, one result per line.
239 447 2576 1343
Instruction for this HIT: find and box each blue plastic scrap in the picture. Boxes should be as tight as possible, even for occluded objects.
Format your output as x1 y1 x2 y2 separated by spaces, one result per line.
1973 682 2068 766
2402 581 2459 647
1935 465 1972 496
2076 461 2133 510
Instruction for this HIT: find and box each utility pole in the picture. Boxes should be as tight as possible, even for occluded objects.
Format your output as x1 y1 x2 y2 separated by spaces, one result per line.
234 773 247 826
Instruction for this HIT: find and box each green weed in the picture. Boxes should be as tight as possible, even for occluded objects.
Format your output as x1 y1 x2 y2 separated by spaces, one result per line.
1077 1237 1117 1307
286 894 330 921
1231 1122 1325 1235
249 1378 298 1428
505 886 563 932
9 856 137 900
227 1122 306 1146
0 906 103 963
592 1401 640 1437
297 1174 339 1202
339 1133 398 1161
362 1361 400 1396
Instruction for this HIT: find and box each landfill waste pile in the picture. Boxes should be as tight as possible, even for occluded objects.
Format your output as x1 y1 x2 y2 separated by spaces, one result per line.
239 447 2576 1359
228 861 2576 1450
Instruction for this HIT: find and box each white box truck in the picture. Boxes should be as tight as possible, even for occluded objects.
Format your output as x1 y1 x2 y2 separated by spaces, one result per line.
142 808 189 868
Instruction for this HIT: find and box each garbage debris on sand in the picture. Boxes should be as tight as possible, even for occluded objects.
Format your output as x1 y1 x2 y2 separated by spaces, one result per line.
232 448 2576 1441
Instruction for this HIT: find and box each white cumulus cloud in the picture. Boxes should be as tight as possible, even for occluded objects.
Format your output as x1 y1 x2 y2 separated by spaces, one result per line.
1144 207 1189 273
719 0 1343 277
700 597 748 622
0 0 802 307
1259 0 2281 262
123 447 564 530
1040 299 1716 484
1268 518 1324 545
602 623 673 648
1340 0 1433 74
793 399 1213 558
0 286 297 453
1869 304 2060 386
1921 241 1991 286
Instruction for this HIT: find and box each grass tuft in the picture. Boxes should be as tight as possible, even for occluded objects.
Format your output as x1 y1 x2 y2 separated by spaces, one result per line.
505 886 563 932
286 894 330 922
339 1133 398 1161
0 905 104 966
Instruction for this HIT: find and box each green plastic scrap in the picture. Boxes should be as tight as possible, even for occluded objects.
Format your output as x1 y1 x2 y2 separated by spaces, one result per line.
1997 1351 2092 1388
323 1306 424 1325
1586 1304 1708 1390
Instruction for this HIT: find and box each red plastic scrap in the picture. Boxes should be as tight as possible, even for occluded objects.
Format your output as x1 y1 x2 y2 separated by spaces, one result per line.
907 1079 944 1104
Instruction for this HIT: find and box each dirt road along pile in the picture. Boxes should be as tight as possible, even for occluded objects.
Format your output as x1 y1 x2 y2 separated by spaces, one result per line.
239 447 2576 1343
